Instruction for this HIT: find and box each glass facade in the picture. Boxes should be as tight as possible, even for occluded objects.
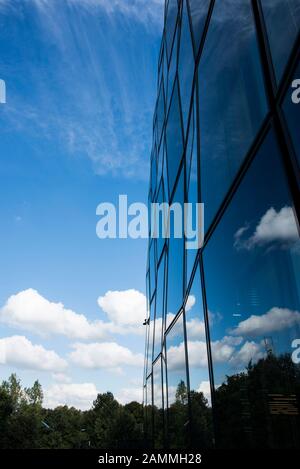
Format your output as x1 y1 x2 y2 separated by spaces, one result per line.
144 0 300 449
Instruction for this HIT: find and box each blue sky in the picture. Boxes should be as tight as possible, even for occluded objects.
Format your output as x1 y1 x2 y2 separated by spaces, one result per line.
0 0 164 408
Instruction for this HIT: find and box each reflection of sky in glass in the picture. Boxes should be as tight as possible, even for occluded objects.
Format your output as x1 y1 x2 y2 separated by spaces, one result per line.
166 313 187 405
261 0 300 82
198 0 268 229
178 0 194 134
203 129 300 386
153 358 163 409
282 60 300 168
153 253 166 360
186 267 212 405
166 169 184 326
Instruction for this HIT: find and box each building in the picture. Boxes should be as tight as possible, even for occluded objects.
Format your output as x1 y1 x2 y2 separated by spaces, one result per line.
143 0 300 449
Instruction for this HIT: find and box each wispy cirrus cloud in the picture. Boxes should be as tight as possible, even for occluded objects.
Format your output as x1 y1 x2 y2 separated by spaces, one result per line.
0 0 163 178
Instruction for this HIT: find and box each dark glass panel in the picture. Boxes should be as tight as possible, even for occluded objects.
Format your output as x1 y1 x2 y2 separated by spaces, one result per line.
261 0 300 82
155 180 167 261
149 239 156 299
185 100 199 285
203 128 300 448
188 0 210 55
154 253 166 360
157 80 165 146
166 80 184 196
166 313 189 448
282 60 300 168
198 0 268 229
145 375 153 446
166 169 185 327
178 0 195 134
153 358 164 448
148 294 156 372
167 26 179 110
165 0 179 60
186 267 214 448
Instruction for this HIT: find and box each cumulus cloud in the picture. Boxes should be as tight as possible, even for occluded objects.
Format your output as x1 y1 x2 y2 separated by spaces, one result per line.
116 386 143 405
234 206 299 250
0 289 111 340
197 381 211 403
229 341 263 368
230 307 300 337
52 373 72 384
0 288 146 339
69 342 144 370
44 382 98 410
98 289 146 327
0 335 67 371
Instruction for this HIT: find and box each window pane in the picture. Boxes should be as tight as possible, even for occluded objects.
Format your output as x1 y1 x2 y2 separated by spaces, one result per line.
198 0 268 229
154 253 166 360
166 313 189 448
157 81 165 146
155 180 167 261
148 294 156 371
203 129 300 448
186 267 214 448
188 0 210 55
153 358 164 448
149 239 156 299
167 26 178 110
166 170 184 327
165 0 178 60
185 100 198 285
145 376 153 445
166 80 184 196
282 60 300 168
178 0 195 134
261 0 300 82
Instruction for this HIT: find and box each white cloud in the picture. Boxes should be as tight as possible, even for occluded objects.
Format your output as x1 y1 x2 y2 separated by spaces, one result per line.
0 335 67 372
234 206 299 250
197 381 211 403
98 289 146 327
0 288 146 339
230 307 300 337
116 386 143 405
0 288 110 340
186 295 196 312
44 382 98 410
52 373 72 384
69 341 144 370
229 341 263 368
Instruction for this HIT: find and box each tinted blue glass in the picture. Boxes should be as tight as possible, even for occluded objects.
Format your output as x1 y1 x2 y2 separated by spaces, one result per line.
148 294 156 368
151 152 157 201
167 26 178 110
153 358 164 448
157 81 165 145
154 254 166 360
188 0 210 55
165 0 179 59
166 313 189 448
178 0 195 134
261 0 300 82
282 60 300 167
149 239 156 299
198 0 268 230
185 100 198 284
155 181 167 261
185 267 214 447
166 81 184 195
166 170 184 326
203 129 300 448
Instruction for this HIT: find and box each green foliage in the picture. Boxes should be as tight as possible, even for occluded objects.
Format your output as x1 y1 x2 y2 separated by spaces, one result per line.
0 375 144 449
